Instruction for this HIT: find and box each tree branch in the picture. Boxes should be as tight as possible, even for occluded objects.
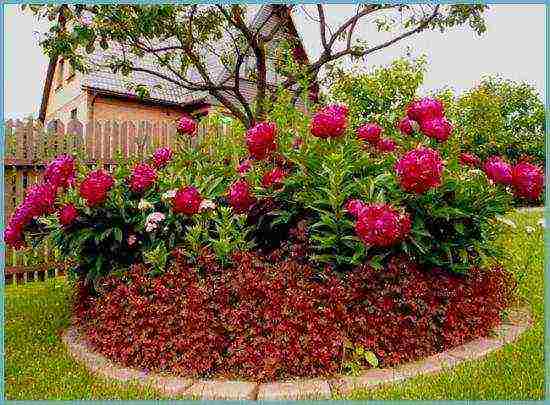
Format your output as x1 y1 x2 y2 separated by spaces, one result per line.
317 5 329 53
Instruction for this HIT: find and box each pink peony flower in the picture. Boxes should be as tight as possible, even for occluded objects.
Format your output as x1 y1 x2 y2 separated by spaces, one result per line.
173 186 202 215
511 162 544 200
398 117 414 135
261 167 286 189
310 104 349 139
246 122 277 160
177 115 198 136
395 147 444 194
228 179 256 214
4 182 58 248
152 147 173 169
79 169 114 207
419 117 453 142
376 138 397 153
23 182 57 218
4 222 25 249
145 212 166 232
357 123 383 144
355 203 411 247
44 154 76 189
459 152 481 167
406 97 444 123
237 159 252 175
483 156 512 185
57 204 78 227
5 205 33 248
345 199 366 218
129 163 157 193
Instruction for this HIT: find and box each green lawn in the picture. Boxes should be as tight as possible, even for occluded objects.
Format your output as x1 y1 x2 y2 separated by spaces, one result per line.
4 209 544 400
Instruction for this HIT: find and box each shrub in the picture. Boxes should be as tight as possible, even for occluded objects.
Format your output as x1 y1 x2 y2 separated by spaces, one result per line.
453 76 545 166
75 249 514 382
5 93 543 280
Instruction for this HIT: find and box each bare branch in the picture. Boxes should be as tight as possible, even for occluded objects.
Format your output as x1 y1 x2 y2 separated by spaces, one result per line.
317 5 329 53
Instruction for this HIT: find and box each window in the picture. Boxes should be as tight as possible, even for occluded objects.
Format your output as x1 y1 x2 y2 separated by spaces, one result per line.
70 108 77 120
47 120 58 132
56 59 65 89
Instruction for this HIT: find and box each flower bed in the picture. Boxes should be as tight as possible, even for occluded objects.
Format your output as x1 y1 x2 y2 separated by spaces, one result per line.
75 251 514 382
5 95 544 382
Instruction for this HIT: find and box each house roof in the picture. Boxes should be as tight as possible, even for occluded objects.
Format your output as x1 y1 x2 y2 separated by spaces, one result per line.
39 5 308 122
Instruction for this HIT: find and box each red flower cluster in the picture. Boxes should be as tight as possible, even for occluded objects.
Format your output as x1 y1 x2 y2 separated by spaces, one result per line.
511 162 544 200
357 123 382 143
459 152 481 167
310 104 348 139
261 167 286 189
75 254 512 382
5 153 79 248
237 159 252 175
44 154 75 189
173 186 203 215
79 169 114 207
345 199 366 218
177 115 197 136
4 182 57 248
354 203 411 247
129 163 157 193
58 203 79 227
405 97 452 142
246 122 277 160
152 147 173 169
395 147 444 194
376 138 397 153
419 117 453 142
228 179 255 213
406 97 444 122
483 156 512 185
398 117 414 135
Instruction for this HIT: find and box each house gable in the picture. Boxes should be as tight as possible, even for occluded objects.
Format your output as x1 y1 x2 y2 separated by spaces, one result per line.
39 5 312 123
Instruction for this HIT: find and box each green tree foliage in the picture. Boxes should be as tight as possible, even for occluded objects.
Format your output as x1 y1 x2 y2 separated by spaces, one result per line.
329 57 427 131
27 4 487 127
452 76 545 165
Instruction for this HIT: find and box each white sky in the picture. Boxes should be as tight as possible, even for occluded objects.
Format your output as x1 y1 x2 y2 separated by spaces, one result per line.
3 4 545 119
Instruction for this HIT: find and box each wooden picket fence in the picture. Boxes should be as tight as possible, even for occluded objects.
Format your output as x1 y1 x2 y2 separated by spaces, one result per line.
3 117 225 284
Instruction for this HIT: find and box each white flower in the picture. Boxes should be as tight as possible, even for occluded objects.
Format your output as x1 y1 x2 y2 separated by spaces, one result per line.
145 212 166 232
138 199 154 211
199 199 217 212
161 189 178 200
495 215 517 229
525 226 535 234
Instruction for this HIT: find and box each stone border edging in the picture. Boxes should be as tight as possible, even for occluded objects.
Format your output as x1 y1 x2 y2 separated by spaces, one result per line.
515 206 544 213
62 306 532 400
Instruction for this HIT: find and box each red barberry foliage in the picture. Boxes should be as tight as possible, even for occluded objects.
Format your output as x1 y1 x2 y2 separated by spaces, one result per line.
75 252 514 382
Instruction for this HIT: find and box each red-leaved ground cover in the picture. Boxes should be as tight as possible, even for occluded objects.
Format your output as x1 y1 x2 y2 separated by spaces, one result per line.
74 245 514 382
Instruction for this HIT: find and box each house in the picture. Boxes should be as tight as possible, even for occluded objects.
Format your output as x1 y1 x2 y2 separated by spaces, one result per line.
38 5 314 130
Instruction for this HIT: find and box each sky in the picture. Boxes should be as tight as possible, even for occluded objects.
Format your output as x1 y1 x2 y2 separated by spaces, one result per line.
3 4 546 119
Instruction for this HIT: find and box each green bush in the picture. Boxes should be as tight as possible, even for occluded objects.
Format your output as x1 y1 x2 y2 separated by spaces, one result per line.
452 76 545 166
8 90 539 284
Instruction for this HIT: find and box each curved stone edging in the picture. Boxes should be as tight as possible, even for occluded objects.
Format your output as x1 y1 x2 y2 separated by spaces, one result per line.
515 206 544 213
62 306 532 400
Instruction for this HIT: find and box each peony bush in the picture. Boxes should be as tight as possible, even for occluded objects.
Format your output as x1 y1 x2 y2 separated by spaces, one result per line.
3 94 543 380
5 96 544 279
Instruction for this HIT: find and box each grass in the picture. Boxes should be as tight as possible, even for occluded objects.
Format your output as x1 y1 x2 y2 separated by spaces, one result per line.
4 209 545 400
